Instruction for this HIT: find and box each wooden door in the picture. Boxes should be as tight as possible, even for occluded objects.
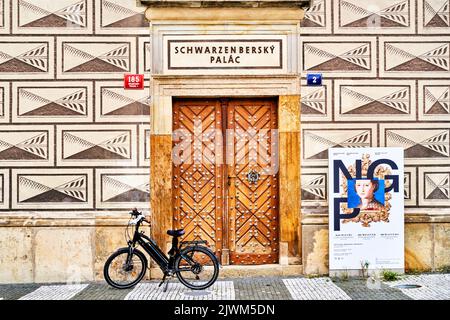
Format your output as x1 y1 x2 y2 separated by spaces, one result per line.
172 99 224 256
172 98 279 265
227 98 279 264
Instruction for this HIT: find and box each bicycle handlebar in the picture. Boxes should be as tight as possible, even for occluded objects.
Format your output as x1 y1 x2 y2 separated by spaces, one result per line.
129 214 145 225
130 207 140 217
129 208 151 226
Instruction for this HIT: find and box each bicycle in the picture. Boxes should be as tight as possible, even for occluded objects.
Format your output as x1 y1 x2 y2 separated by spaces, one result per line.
103 208 220 291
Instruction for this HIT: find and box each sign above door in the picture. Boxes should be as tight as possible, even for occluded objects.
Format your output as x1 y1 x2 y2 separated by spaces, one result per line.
162 35 288 76
168 39 283 70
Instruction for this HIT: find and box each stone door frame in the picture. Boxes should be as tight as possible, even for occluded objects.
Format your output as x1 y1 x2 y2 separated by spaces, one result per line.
149 74 302 266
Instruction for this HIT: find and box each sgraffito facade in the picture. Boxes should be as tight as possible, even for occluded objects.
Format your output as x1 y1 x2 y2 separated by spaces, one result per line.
0 0 152 283
300 0 450 274
0 0 449 284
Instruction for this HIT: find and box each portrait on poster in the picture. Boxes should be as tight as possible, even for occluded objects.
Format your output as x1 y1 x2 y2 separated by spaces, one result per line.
347 178 385 210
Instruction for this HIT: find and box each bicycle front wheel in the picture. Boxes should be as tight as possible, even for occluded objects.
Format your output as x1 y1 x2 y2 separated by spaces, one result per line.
175 246 219 290
103 248 147 289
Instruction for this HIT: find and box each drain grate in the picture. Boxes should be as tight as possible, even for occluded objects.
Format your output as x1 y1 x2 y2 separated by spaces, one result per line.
183 290 212 297
394 284 422 289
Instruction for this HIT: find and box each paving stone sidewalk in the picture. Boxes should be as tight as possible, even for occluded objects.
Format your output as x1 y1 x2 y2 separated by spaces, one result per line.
1 274 449 300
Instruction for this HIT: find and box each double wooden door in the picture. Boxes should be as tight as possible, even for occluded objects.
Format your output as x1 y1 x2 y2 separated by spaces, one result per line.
172 98 279 265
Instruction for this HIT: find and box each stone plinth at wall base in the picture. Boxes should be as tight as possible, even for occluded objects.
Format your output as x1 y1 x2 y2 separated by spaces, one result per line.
0 214 145 284
149 264 303 279
1 212 448 283
301 212 450 276
329 268 405 278
149 268 164 279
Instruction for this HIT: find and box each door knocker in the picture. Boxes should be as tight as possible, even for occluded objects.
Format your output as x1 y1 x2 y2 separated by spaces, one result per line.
246 170 260 184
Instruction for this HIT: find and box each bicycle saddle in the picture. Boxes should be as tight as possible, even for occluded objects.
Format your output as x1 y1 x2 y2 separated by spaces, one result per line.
167 229 185 237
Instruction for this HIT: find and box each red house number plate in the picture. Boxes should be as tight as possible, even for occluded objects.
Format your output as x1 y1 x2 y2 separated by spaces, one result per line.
124 74 144 89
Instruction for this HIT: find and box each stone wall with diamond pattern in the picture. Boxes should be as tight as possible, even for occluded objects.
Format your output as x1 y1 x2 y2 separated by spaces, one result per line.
0 0 151 283
301 0 450 274
0 0 151 214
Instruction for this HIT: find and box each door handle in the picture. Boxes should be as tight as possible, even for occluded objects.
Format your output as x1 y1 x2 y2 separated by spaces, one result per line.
247 170 260 184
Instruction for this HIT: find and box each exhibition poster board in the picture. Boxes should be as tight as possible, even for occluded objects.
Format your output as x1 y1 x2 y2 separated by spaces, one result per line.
328 147 404 272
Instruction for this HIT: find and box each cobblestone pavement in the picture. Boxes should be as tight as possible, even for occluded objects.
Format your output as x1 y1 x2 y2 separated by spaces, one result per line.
383 274 450 300
283 277 351 300
0 283 41 301
1 274 449 300
125 281 235 300
332 278 411 300
234 277 292 300
18 284 89 300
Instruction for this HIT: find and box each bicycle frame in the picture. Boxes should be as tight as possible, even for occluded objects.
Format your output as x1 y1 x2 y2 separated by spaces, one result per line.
127 218 207 275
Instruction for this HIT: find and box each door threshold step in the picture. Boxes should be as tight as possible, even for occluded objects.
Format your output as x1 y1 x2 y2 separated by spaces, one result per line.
149 264 303 279
218 264 303 278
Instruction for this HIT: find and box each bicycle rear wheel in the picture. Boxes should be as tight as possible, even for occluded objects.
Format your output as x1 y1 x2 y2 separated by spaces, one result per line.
104 248 147 289
175 246 219 290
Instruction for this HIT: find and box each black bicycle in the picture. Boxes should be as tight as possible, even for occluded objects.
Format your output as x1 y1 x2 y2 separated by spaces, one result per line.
103 209 220 291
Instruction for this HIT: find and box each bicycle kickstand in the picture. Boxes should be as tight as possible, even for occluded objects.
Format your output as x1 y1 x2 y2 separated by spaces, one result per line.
158 274 170 292
163 279 169 292
158 274 166 288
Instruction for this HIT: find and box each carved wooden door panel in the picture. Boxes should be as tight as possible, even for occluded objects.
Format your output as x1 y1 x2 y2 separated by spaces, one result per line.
172 98 279 265
227 98 279 265
172 99 224 257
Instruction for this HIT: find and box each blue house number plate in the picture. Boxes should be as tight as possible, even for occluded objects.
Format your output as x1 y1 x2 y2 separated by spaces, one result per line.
306 73 323 86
